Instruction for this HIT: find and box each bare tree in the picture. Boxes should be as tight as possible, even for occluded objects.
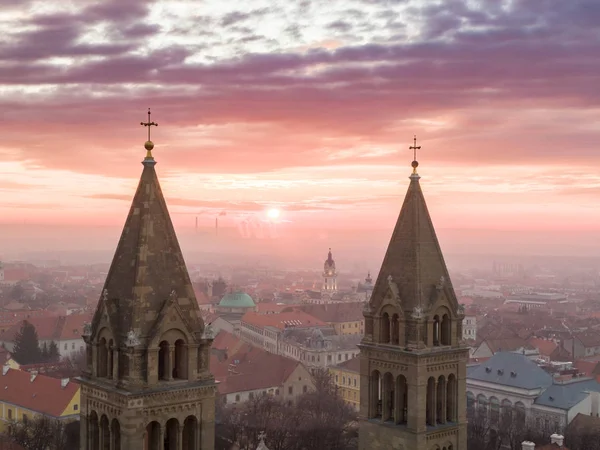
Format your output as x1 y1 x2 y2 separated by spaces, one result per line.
6 416 73 450
216 371 358 450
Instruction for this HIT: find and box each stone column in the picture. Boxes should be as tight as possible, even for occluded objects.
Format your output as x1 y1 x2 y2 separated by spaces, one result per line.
381 377 389 422
431 380 437 426
187 344 199 380
112 348 119 380
388 317 393 344
440 381 447 424
91 343 99 377
177 425 183 450
168 345 175 380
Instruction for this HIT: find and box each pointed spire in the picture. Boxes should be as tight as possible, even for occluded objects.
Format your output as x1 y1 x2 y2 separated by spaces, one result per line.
370 138 456 313
91 112 201 343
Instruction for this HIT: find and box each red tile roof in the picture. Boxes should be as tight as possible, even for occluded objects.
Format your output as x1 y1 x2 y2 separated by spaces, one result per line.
0 368 79 417
0 314 92 342
241 311 326 330
297 302 364 323
528 337 559 357
214 347 300 395
334 356 360 373
1 268 30 282
255 303 299 314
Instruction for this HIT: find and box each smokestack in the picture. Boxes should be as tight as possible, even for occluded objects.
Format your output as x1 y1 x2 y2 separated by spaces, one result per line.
216 217 218 237
521 442 535 450
195 217 198 234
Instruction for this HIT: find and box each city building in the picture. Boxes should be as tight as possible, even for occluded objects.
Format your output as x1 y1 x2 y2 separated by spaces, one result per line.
330 357 360 411
0 366 80 432
462 311 477 341
467 351 600 436
563 331 600 359
239 310 327 353
278 327 360 370
322 248 338 295
212 331 314 405
215 290 257 328
0 314 91 360
297 302 365 335
358 156 469 450
77 124 215 449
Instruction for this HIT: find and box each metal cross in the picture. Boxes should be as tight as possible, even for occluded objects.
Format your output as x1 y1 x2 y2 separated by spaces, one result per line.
409 135 421 161
140 108 158 141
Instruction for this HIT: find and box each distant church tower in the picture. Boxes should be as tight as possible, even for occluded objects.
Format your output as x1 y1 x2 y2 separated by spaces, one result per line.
79 110 216 450
322 248 338 293
358 139 468 450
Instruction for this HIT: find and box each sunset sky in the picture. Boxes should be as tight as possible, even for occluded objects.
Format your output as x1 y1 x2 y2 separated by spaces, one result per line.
1 0 599 235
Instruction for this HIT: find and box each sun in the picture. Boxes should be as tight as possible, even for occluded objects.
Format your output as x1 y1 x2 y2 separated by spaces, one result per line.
267 208 281 220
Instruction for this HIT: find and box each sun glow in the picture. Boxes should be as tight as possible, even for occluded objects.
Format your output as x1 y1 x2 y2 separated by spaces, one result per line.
267 208 281 220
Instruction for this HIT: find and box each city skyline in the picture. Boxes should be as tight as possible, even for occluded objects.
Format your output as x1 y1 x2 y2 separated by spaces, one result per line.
1 0 599 235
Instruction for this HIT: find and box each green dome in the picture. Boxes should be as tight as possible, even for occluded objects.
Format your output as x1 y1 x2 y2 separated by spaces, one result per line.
219 291 255 308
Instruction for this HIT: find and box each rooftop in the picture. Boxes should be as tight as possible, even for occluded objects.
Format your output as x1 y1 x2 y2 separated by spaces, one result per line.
218 291 255 309
241 311 327 331
534 377 600 410
468 352 553 390
0 367 79 417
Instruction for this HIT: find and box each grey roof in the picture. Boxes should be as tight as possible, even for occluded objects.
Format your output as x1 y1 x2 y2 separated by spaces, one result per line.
535 378 600 410
467 352 553 390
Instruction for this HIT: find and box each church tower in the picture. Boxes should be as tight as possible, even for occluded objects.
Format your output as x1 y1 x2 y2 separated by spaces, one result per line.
79 110 216 450
322 248 338 293
358 139 468 450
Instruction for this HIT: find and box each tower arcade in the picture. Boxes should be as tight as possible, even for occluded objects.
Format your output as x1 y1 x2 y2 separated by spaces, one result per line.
358 143 468 450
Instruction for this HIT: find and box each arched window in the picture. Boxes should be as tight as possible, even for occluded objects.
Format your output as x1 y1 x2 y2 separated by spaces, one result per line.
89 411 99 450
111 419 121 450
433 316 440 346
477 394 488 416
97 338 108 378
440 314 451 345
370 370 382 419
490 397 500 424
381 313 390 343
165 419 179 449
107 339 114 379
515 402 526 422
446 374 456 422
382 372 394 422
436 376 446 424
158 340 169 381
100 415 110 450
391 314 400 345
145 421 161 450
182 416 198 450
466 391 475 418
501 399 513 426
173 339 187 379
395 375 408 424
426 377 436 426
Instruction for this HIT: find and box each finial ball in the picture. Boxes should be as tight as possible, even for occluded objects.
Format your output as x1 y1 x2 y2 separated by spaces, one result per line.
411 160 419 169
145 140 154 151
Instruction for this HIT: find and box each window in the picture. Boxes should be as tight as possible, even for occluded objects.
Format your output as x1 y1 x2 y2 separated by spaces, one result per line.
64 343 67 350
338 354 341 361
303 385 308 393
74 404 78 411
22 414 28 424
327 355 332 362
275 389 280 396
7 409 12 419
249 392 254 400
288 386 293 395
335 375 339 382
345 353 348 360
72 343 75 350
235 395 240 402
343 376 346 385
354 378 357 387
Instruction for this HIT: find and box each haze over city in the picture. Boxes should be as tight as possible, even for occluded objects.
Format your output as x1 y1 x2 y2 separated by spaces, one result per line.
1 0 599 267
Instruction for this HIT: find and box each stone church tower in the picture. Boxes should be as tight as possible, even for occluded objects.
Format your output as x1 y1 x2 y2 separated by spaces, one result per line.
358 150 468 450
322 248 338 293
79 111 216 449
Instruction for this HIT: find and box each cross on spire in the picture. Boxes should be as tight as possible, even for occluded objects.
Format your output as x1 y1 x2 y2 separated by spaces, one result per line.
409 135 421 174
140 108 158 161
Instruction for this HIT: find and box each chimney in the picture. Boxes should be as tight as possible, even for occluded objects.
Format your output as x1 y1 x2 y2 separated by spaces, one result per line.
2 365 9 376
550 434 564 446
521 441 535 450
61 378 69 388
30 371 38 382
